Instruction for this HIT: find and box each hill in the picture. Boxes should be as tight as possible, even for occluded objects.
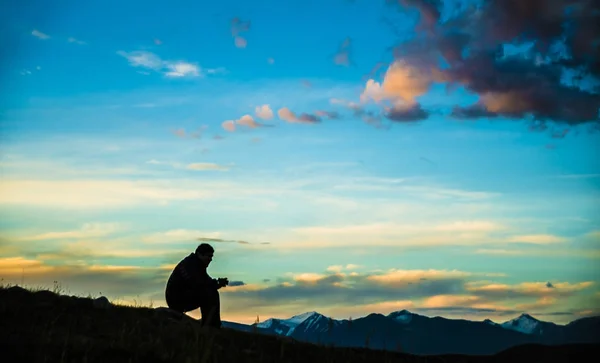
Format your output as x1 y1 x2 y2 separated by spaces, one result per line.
0 285 598 363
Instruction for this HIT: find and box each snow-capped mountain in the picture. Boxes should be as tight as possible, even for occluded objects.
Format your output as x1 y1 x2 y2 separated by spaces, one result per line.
387 309 414 324
501 313 541 334
257 311 333 336
240 310 600 355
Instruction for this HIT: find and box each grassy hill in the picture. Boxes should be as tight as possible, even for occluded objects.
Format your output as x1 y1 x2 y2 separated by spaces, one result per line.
0 285 597 363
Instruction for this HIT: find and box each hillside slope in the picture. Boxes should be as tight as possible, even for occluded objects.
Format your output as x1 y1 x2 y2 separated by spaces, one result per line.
1 286 598 363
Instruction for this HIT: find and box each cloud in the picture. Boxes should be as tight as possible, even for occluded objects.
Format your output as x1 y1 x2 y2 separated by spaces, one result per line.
422 294 490 309
474 249 525 256
31 30 50 39
267 58 275 65
362 60 435 105
387 0 600 126
314 110 340 119
433 221 504 233
67 37 86 45
0 179 220 209
172 128 186 138
20 223 122 241
220 267 593 320
117 51 205 78
333 37 352 66
515 296 558 311
277 107 321 124
255 105 274 120
386 103 429 122
285 219 505 249
506 234 568 244
231 17 251 48
473 247 600 259
465 281 594 299
0 257 168 298
358 58 439 123
118 51 163 69
145 160 230 172
164 62 200 77
366 269 471 286
326 264 362 273
222 120 236 132
186 163 229 171
196 237 266 245
142 230 221 244
222 268 468 308
228 280 246 287
222 114 272 131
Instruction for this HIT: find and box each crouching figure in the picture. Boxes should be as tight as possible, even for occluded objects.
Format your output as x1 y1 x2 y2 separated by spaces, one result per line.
165 243 228 328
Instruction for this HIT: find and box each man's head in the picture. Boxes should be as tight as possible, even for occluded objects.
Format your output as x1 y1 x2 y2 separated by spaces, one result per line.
195 243 214 267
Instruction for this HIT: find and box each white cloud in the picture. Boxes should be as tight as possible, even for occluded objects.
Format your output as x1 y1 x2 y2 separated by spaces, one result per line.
164 62 200 77
186 163 230 171
67 37 86 45
117 51 203 78
255 105 274 120
433 221 505 232
20 223 123 241
118 50 163 69
0 179 216 209
284 219 508 249
32 29 50 39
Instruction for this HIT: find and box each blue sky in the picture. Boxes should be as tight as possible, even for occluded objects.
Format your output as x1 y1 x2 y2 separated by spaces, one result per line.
1 0 599 324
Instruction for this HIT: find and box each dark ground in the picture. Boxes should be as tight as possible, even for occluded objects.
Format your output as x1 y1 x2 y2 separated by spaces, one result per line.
1 286 597 363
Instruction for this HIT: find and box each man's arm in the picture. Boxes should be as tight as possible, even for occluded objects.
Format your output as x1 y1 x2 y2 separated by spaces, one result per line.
177 255 219 290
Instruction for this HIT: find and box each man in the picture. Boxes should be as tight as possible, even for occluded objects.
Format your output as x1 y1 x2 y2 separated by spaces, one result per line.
165 243 228 328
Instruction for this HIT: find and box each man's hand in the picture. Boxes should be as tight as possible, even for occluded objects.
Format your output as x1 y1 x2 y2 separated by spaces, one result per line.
217 277 229 288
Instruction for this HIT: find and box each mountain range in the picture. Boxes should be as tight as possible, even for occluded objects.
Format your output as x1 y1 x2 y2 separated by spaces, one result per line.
222 310 600 355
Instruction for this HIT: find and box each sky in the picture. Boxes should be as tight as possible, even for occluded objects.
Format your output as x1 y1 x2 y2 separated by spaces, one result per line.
0 0 599 325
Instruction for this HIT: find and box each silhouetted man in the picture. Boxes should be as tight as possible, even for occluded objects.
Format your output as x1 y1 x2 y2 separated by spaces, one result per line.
165 243 228 328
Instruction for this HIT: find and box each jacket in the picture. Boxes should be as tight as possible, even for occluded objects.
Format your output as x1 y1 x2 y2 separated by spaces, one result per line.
166 253 219 299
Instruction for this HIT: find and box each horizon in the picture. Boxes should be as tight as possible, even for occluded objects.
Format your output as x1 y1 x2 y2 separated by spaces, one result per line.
1 0 599 326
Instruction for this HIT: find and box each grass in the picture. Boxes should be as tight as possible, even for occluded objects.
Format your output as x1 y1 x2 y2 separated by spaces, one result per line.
0 283 597 363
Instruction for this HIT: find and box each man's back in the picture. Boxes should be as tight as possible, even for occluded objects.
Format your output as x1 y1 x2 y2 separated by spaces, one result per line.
164 244 225 327
166 253 217 296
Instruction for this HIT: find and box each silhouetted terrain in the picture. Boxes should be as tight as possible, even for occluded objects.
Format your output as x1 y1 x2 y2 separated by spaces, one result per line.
247 310 600 355
1 286 598 363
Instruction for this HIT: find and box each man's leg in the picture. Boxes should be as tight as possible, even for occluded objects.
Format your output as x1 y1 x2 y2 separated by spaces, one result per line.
200 289 221 328
166 287 202 314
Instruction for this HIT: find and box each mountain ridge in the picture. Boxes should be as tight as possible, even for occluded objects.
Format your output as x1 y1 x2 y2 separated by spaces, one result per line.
224 309 600 355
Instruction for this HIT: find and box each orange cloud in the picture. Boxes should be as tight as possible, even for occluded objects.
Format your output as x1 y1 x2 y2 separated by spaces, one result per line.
277 107 321 124
466 281 594 297
222 114 270 131
361 60 437 106
506 234 568 244
0 257 54 275
222 120 236 132
367 269 470 286
255 105 274 120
